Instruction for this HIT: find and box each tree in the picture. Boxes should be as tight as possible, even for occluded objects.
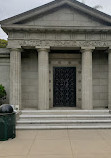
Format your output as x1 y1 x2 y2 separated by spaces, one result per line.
0 39 8 48
0 84 6 105
93 5 102 10
81 0 102 10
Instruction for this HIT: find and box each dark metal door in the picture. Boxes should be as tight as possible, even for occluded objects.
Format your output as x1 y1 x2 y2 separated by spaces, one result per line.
53 67 76 107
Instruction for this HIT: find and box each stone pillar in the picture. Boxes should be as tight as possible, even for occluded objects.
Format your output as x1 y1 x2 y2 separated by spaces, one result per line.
10 48 21 109
81 47 94 110
108 49 111 110
37 47 50 110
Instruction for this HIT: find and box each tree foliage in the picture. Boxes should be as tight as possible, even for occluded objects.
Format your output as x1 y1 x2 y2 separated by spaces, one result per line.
93 5 102 10
0 39 8 48
81 0 102 10
0 84 6 100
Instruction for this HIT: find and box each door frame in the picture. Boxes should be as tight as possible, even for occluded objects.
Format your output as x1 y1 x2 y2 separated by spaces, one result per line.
49 57 81 109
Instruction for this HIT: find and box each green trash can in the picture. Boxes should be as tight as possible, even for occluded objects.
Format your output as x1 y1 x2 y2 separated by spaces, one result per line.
0 112 16 141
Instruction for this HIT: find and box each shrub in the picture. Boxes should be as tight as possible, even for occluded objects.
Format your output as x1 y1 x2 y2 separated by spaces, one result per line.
0 39 8 48
0 84 6 100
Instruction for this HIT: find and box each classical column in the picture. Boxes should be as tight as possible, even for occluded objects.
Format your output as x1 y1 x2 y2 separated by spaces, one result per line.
81 47 94 110
108 49 111 110
37 47 50 110
10 48 21 109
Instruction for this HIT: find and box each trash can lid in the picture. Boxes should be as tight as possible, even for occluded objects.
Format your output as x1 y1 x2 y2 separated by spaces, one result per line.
0 104 14 114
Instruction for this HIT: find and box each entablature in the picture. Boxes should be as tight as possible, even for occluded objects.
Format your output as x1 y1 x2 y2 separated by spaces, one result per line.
7 39 110 50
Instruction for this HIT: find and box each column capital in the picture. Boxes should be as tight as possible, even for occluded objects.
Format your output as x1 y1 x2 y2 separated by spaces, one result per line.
10 48 22 52
81 47 95 53
36 46 50 53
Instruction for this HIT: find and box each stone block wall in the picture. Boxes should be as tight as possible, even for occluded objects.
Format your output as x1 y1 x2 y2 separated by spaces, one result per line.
0 48 10 104
92 51 108 109
21 50 38 109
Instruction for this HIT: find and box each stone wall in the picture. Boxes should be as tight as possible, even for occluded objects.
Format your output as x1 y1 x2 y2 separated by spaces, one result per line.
21 50 38 109
92 51 108 109
0 48 10 104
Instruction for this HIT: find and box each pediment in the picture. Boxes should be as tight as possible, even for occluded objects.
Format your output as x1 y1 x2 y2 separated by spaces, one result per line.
20 6 107 27
1 0 111 27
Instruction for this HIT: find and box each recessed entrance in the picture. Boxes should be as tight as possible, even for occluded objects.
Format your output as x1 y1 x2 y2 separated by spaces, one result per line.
53 67 76 107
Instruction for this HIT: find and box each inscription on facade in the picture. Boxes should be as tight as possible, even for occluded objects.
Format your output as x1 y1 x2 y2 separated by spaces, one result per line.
18 40 110 48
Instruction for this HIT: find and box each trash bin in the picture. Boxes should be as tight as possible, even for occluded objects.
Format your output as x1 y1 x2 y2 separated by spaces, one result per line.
0 105 16 141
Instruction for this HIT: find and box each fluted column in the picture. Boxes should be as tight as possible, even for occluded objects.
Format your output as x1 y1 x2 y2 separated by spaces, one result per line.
81 47 94 110
108 49 111 110
10 48 21 109
37 47 50 110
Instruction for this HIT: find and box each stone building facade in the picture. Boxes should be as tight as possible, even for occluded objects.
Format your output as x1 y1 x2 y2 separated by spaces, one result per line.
0 0 111 110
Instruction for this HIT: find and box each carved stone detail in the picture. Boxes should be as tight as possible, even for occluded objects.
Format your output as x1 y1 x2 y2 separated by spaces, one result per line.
18 40 111 48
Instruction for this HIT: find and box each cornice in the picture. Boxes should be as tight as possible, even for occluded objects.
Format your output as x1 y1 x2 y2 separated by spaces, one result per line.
2 25 111 34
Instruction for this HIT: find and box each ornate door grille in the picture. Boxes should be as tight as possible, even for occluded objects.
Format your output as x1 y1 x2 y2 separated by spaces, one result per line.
53 67 76 107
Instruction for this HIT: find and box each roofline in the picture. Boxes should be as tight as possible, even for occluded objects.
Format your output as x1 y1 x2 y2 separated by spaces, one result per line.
1 0 111 25
0 0 56 24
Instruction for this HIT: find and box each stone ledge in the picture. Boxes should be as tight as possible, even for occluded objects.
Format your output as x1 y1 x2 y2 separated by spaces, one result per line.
0 48 10 54
2 25 111 33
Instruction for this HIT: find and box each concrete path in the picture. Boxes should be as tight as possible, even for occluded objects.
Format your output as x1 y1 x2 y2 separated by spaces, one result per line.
0 129 111 158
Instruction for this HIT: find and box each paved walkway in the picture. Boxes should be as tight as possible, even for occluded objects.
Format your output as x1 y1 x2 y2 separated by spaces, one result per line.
0 129 111 158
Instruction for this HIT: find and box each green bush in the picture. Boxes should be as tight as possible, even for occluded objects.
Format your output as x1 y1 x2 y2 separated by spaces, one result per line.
0 39 8 48
0 84 6 100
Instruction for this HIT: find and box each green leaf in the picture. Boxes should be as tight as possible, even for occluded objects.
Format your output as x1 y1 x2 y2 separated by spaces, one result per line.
0 39 8 48
0 84 6 99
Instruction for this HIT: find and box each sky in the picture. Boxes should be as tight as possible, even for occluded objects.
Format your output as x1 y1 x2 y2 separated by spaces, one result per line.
0 0 111 40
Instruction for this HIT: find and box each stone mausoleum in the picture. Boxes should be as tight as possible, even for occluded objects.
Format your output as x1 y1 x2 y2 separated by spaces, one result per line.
1 0 111 111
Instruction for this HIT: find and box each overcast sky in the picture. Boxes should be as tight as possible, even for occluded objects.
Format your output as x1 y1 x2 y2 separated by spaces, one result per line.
0 0 111 40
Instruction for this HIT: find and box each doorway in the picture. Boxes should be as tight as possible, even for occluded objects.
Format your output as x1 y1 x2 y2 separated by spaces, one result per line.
53 67 76 107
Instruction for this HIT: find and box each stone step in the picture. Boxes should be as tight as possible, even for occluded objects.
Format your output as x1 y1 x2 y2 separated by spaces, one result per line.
16 110 111 129
17 119 111 124
21 110 109 115
19 114 111 120
19 117 111 121
16 125 111 130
